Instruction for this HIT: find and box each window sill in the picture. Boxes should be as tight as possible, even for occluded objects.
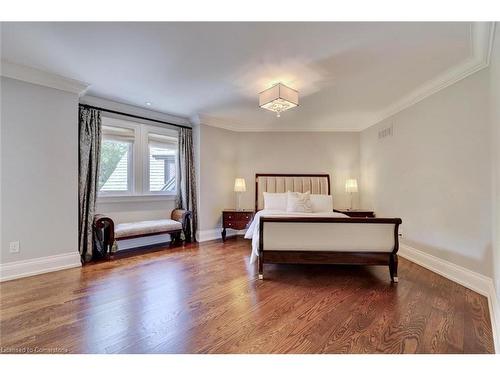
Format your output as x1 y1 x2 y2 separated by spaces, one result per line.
97 194 177 204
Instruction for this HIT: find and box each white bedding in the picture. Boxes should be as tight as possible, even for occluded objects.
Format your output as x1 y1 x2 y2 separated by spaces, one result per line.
244 209 349 263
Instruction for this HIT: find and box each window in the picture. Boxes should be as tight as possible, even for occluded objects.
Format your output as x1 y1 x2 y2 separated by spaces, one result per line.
99 125 135 195
147 132 177 193
98 117 178 197
99 139 132 192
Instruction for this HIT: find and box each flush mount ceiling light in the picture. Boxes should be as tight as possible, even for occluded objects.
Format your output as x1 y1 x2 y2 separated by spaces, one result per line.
259 83 299 117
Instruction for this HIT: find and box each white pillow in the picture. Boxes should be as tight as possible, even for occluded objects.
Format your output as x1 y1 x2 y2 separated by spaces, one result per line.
263 192 287 210
286 191 313 213
310 194 333 213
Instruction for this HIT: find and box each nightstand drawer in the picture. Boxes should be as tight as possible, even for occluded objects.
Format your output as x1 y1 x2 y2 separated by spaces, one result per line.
223 212 253 221
224 220 250 230
235 212 252 221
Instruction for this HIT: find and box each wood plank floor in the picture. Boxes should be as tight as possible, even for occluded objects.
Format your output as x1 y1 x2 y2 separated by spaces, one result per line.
0 237 494 354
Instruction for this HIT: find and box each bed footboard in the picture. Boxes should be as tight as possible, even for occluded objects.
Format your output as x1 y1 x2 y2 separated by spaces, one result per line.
258 217 402 282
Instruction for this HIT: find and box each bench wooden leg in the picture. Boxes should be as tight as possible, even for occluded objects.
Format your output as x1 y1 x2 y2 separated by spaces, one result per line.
389 254 398 283
170 232 181 246
184 225 192 243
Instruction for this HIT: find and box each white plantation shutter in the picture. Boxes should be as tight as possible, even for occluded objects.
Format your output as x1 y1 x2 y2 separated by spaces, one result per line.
102 125 135 142
148 132 177 147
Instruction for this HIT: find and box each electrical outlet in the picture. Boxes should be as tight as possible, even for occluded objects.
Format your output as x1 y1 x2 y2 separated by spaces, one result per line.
9 241 20 253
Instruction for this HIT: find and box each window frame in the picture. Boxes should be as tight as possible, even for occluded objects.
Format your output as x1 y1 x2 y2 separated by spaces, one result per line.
97 116 178 200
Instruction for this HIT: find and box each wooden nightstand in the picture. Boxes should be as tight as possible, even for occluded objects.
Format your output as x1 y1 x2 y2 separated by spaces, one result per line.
333 209 375 218
222 209 254 242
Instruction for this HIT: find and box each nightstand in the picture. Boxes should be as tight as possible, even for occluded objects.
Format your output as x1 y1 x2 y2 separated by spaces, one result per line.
333 209 375 218
222 209 254 242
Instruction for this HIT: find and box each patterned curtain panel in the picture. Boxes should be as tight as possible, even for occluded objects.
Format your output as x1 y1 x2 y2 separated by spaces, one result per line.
78 107 102 262
176 127 198 241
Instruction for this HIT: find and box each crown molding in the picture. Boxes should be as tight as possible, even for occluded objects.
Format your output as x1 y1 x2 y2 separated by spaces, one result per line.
197 113 255 132
364 22 495 130
197 113 362 132
1 60 89 96
199 22 495 133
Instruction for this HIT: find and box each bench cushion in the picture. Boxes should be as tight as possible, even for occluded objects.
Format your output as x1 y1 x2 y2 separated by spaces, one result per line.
115 219 182 239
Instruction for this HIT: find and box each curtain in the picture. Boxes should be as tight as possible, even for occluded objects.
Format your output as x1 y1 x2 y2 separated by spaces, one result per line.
79 107 102 262
176 127 198 241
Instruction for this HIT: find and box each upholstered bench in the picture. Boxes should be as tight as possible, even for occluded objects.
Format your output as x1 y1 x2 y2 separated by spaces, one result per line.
93 209 191 257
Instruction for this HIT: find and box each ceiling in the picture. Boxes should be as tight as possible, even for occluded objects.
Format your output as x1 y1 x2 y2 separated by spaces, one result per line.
0 22 493 131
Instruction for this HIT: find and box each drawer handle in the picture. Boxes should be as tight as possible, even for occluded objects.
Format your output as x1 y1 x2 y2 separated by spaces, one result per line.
228 215 232 219
228 223 232 226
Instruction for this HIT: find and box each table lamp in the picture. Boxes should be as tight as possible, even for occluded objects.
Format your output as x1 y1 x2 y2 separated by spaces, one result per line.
234 178 246 211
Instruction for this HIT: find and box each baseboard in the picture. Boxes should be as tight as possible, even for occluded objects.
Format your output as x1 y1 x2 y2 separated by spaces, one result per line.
399 243 500 352
196 228 246 242
399 244 492 296
197 229 220 242
0 251 82 282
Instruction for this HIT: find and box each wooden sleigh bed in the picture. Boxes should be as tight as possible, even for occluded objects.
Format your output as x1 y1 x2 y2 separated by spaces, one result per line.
254 173 402 282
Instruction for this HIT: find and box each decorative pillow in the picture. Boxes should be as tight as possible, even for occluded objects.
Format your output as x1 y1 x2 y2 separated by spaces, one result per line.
310 194 333 213
286 191 313 213
263 192 288 210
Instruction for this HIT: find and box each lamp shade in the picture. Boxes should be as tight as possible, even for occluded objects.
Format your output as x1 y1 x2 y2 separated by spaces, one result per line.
234 178 246 192
259 83 299 117
345 179 358 193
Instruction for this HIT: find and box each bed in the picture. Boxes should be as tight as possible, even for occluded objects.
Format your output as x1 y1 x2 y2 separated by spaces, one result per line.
244 173 402 282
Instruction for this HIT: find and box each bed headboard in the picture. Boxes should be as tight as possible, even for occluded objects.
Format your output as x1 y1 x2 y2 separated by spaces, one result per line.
255 173 331 211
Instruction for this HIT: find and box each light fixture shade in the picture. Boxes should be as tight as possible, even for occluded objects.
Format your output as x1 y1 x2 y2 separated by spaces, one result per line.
259 83 298 117
234 178 246 192
345 179 358 193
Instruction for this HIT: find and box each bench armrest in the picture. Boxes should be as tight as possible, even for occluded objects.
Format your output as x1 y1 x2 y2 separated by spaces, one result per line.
94 214 115 232
171 209 192 242
94 215 115 253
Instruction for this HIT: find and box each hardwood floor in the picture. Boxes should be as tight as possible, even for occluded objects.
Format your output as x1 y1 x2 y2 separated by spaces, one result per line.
0 237 494 354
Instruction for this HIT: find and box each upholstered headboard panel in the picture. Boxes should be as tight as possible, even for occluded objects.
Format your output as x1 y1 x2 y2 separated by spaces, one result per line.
255 174 331 211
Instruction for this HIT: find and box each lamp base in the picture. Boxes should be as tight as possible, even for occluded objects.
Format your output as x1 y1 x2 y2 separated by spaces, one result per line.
236 192 242 211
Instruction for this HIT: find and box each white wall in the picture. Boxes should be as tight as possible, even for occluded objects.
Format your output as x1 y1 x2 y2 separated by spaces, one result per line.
1 77 79 263
197 125 361 238
490 24 500 296
197 124 238 236
361 69 492 276
235 131 360 210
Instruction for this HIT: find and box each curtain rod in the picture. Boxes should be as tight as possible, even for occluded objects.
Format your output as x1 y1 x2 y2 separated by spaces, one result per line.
79 103 192 130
